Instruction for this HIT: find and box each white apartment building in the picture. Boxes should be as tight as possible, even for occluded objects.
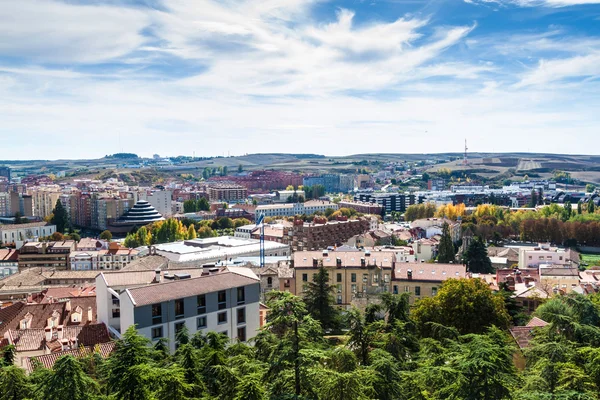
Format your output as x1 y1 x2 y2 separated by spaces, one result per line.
0 222 56 245
255 200 338 218
138 190 173 217
518 244 579 269
96 267 260 352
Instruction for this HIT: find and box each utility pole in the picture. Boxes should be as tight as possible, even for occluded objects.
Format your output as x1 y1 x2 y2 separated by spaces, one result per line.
463 139 468 166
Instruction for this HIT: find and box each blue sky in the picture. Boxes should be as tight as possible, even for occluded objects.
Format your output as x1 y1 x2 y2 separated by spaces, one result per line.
1 0 600 159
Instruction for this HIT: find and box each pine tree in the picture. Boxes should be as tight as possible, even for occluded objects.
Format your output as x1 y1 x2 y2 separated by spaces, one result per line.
39 355 98 400
187 224 197 239
0 365 32 400
437 222 456 263
302 264 340 331
463 236 493 273
578 201 583 215
51 199 69 233
589 199 596 214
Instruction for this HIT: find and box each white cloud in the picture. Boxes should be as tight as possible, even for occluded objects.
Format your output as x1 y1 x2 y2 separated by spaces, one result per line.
0 0 149 63
516 53 600 86
466 0 600 7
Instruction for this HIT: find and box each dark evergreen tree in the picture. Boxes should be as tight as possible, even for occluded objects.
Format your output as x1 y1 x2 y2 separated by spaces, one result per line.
463 236 493 273
0 365 32 400
589 199 596 214
529 189 538 208
302 264 340 331
39 355 98 400
437 222 456 263
51 199 69 233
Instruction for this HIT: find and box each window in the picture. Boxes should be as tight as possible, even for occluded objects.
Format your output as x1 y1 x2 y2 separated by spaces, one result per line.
218 291 227 310
237 308 246 324
351 273 356 283
112 295 119 306
237 287 245 304
337 295 342 304
393 285 398 294
351 284 357 293
197 295 206 315
237 327 246 342
267 277 273 287
175 299 185 318
218 312 227 324
151 327 163 339
337 284 342 293
112 309 120 318
175 322 185 335
336 273 342 282
152 303 162 324
404 286 409 292
415 286 421 296
528 256 532 260
373 274 379 284
197 316 207 329
432 287 438 296
302 273 308 282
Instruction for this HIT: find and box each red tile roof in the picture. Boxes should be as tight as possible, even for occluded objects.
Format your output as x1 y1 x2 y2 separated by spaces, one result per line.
0 249 19 262
393 262 466 282
24 342 115 373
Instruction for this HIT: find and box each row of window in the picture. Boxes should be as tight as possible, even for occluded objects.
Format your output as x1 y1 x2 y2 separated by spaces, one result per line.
392 285 438 297
151 324 247 342
152 287 246 323
301 272 389 283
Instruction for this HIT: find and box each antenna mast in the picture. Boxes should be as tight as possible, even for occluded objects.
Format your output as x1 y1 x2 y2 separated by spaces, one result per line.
463 139 468 166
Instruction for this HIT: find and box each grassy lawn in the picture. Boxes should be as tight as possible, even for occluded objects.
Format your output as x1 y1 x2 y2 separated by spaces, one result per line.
581 254 600 268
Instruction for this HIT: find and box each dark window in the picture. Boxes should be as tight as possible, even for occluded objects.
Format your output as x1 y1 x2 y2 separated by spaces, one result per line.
237 287 245 304
336 273 342 283
220 331 228 337
267 277 273 286
415 286 421 296
197 316 207 329
218 311 227 324
237 326 246 342
237 308 246 324
112 309 120 318
302 273 308 282
151 326 163 339
175 322 185 337
111 295 119 306
197 295 206 315
351 273 356 283
152 303 162 324
218 291 227 310
175 299 184 318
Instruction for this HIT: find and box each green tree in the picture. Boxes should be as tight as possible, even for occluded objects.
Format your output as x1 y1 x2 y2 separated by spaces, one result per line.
39 355 98 400
51 199 69 233
589 199 596 214
106 326 154 400
99 230 113 241
155 365 192 400
528 189 538 208
412 278 510 335
302 264 340 331
0 365 32 400
187 224 197 239
586 184 596 193
578 201 583 215
463 236 493 273
238 164 243 173
437 222 456 263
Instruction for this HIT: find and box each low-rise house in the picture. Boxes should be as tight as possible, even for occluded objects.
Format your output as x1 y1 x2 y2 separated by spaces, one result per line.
391 261 467 304
410 218 461 243
518 243 579 269
412 238 438 262
539 266 581 294
96 266 261 352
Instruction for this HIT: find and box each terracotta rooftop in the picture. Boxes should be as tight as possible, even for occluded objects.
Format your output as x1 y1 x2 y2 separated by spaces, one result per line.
510 317 548 349
0 249 19 262
0 222 53 230
24 342 115 373
293 250 395 269
393 262 466 282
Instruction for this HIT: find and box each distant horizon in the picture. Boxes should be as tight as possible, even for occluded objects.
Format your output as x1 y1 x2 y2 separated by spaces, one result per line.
2 150 600 164
2 0 600 158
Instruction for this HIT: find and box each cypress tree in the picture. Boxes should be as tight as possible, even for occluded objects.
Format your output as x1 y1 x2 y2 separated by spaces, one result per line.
51 199 69 233
303 264 340 331
463 237 493 273
437 222 456 263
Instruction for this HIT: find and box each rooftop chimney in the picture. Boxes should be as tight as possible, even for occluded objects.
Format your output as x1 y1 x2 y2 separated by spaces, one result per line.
154 269 161 283
87 306 93 322
65 300 71 311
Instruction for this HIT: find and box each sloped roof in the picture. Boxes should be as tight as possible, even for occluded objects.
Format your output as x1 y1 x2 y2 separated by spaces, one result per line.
24 342 115 373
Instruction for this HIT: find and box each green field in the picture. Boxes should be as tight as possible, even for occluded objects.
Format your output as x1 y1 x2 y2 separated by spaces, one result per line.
581 254 600 268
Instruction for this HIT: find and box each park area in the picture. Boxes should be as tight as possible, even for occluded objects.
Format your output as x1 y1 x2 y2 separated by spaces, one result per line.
581 253 600 268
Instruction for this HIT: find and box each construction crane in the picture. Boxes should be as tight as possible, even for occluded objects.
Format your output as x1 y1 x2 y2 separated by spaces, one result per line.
255 214 265 268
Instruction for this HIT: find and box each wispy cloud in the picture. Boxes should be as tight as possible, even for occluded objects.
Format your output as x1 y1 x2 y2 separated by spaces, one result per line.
465 0 600 7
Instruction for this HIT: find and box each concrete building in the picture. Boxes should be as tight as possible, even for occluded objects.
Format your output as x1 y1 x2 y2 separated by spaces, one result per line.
0 222 56 246
96 267 261 351
69 243 139 271
18 241 76 270
29 187 62 219
293 249 395 306
539 266 581 294
411 218 461 243
411 238 438 262
273 190 306 203
207 183 248 202
392 262 467 304
0 248 19 278
154 236 290 266
255 200 338 218
138 190 173 217
287 217 371 251
338 200 383 215
354 193 416 214
0 166 11 182
518 244 579 269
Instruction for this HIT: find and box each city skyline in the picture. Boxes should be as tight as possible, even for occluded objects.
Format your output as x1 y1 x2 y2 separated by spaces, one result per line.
2 0 600 159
